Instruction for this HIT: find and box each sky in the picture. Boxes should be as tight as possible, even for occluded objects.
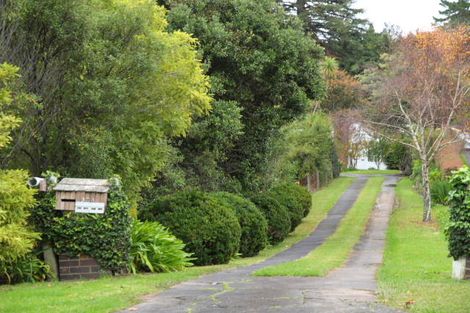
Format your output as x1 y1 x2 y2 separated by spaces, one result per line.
354 0 443 34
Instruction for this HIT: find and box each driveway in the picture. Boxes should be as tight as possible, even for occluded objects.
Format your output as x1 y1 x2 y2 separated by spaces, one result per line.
121 176 402 313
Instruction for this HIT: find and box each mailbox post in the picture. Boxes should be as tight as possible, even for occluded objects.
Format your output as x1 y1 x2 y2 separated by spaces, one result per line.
54 178 110 214
53 178 111 280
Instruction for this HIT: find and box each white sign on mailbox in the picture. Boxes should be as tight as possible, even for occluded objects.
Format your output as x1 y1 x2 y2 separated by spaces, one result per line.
75 202 105 214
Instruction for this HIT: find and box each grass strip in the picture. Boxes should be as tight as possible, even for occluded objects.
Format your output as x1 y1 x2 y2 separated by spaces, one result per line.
255 176 385 277
0 177 355 313
378 178 470 313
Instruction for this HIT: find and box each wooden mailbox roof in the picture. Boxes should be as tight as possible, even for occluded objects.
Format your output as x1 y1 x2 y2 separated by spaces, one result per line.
53 178 110 193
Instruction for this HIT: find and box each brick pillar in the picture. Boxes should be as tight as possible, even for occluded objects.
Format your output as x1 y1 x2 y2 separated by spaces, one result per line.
58 254 102 281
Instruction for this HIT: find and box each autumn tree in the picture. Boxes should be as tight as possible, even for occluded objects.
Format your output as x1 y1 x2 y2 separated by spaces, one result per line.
321 67 366 112
331 109 362 168
364 27 470 222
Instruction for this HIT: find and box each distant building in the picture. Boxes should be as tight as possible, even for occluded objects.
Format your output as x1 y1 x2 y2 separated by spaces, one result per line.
348 123 387 170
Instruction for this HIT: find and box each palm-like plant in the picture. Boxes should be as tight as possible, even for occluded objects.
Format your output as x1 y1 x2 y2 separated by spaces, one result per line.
129 220 193 274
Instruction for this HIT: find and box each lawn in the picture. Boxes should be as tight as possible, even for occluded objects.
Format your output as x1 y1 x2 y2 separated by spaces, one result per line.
255 176 385 276
0 177 355 313
378 178 470 313
343 169 401 175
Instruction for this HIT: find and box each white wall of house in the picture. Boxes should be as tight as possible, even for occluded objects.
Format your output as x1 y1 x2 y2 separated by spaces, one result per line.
349 123 387 170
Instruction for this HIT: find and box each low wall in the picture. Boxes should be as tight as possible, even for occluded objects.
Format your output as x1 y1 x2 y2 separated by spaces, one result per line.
58 254 102 281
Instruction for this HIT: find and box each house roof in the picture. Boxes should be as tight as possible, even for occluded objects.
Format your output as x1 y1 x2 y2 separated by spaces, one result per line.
53 178 110 193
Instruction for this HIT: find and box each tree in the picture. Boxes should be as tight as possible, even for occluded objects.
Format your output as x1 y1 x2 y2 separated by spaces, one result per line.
0 62 38 283
363 27 470 222
269 113 336 188
0 63 22 149
279 0 392 74
0 0 211 199
367 137 388 170
164 0 325 191
434 0 470 27
331 109 362 168
321 67 366 111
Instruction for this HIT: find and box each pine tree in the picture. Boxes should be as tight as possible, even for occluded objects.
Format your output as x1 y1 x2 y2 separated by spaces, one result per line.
434 0 470 26
280 0 391 74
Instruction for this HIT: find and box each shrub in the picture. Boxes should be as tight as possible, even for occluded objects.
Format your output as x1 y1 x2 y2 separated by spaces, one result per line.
211 192 268 257
31 176 132 274
268 183 311 230
446 166 470 260
431 179 452 205
0 253 52 284
139 190 241 266
129 220 192 274
0 170 40 284
250 194 290 244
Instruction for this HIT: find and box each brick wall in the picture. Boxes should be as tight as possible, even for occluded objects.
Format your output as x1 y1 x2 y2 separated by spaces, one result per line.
58 254 102 281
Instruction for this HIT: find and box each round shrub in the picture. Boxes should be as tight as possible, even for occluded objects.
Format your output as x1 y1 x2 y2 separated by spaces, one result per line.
250 194 290 245
139 190 241 266
269 183 311 230
211 192 268 257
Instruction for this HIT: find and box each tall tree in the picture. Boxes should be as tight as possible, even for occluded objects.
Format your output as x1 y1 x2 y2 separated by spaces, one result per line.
0 62 38 283
434 0 470 27
280 0 392 74
163 0 325 191
0 0 211 198
363 27 469 222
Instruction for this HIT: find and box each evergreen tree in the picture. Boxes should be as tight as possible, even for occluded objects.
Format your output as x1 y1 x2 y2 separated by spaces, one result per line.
279 0 391 74
434 0 470 26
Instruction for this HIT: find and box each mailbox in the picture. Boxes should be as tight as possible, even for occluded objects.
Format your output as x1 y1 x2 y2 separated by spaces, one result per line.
53 178 110 214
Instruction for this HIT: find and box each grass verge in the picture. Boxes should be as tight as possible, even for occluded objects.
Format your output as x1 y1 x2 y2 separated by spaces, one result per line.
0 177 355 313
378 178 470 313
255 176 385 276
343 169 401 175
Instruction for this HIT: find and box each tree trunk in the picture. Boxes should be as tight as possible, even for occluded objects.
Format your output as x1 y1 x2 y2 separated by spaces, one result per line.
316 171 320 190
307 174 311 192
421 160 432 222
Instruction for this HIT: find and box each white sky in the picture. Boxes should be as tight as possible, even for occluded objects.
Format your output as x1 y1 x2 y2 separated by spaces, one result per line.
354 0 443 34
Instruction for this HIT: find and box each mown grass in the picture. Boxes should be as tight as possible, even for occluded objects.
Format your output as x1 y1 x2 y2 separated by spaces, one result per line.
378 178 470 313
343 169 401 175
255 176 385 276
0 177 355 313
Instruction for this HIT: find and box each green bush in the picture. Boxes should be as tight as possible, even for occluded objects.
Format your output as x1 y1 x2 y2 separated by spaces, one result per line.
129 220 192 274
0 253 52 284
431 179 452 205
31 177 132 274
139 190 241 266
446 166 470 260
269 183 311 230
250 194 290 245
0 170 40 284
211 192 268 257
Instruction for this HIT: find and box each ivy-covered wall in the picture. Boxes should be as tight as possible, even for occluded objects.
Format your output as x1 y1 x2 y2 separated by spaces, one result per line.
30 177 132 274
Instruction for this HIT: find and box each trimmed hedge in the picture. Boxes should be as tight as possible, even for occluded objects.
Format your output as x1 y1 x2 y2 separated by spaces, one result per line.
211 192 268 257
269 183 311 230
250 194 290 245
139 190 241 266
